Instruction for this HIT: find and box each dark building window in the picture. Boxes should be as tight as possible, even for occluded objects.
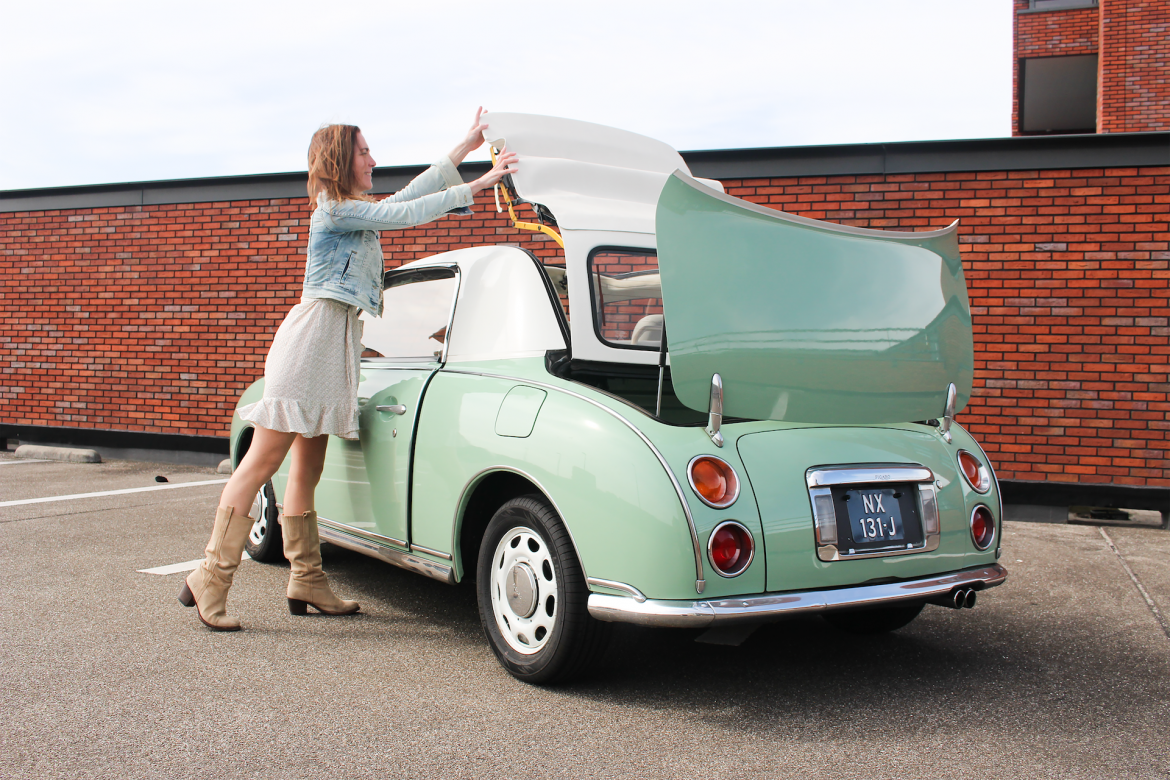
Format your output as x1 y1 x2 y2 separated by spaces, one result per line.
1024 0 1097 11
1019 54 1098 134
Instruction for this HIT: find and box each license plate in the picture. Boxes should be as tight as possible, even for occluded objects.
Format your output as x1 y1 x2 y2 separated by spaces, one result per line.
843 487 906 545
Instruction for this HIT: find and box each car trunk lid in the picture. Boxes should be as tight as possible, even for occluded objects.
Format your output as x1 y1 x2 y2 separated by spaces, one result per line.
656 171 973 425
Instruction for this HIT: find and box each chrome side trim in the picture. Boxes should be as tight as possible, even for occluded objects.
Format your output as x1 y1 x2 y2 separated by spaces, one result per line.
442 368 707 594
318 517 408 549
586 577 647 603
410 542 453 561
449 465 589 584
588 564 1008 628
318 517 454 585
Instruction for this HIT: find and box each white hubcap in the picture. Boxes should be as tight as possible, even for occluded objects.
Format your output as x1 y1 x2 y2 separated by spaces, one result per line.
491 527 557 655
248 487 269 546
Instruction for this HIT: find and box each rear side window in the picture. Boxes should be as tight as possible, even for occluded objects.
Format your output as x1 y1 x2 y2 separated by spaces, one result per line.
361 267 458 362
588 248 662 350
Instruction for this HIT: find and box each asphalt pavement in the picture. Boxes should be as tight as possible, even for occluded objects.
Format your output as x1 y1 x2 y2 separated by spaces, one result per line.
1 453 1167 779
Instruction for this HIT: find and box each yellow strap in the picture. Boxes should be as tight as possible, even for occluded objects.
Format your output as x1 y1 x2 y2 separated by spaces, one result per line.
490 147 565 249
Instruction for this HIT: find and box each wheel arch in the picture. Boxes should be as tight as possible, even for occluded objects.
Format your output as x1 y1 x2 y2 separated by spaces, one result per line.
452 467 586 584
232 424 255 470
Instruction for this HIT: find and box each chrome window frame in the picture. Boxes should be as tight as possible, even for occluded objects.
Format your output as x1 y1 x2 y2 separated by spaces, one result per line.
805 464 940 562
368 264 461 364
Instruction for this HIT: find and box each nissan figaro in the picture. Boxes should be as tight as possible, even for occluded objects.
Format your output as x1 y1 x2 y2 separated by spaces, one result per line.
231 113 1006 683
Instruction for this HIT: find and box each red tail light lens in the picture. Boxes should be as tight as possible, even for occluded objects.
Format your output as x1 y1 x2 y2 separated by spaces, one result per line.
708 521 754 576
957 450 991 493
970 505 995 550
688 456 740 508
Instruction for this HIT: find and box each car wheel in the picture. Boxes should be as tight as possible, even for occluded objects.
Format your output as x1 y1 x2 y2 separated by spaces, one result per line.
823 601 924 635
243 480 284 563
476 495 610 684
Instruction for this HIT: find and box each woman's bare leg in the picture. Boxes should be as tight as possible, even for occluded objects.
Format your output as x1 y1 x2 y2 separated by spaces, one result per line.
218 425 297 515
182 424 297 630
283 434 330 516
280 433 356 614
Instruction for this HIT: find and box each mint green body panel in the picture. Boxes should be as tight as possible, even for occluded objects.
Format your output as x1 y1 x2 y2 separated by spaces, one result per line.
494 386 548 438
737 422 999 593
409 360 764 600
231 357 998 604
655 172 974 425
297 367 433 543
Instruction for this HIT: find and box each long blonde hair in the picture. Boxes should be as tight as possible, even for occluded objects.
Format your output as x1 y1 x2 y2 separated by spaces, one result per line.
307 124 374 204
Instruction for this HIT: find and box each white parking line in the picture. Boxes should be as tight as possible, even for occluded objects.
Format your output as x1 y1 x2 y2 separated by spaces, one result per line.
0 478 229 508
0 459 51 465
138 551 251 575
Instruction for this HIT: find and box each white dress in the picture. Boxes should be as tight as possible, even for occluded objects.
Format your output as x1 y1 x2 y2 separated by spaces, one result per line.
236 297 364 440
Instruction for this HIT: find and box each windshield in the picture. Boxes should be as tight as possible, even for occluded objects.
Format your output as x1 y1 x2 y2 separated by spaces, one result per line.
588 248 662 350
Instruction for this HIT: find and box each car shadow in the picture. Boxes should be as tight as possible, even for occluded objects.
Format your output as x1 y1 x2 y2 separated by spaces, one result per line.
319 543 1164 739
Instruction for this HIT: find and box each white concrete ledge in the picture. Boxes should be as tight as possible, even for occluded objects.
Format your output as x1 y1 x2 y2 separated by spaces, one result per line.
14 444 102 463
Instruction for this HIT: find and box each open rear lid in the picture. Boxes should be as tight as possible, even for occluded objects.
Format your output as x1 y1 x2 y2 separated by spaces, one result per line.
483 113 719 234
656 171 974 425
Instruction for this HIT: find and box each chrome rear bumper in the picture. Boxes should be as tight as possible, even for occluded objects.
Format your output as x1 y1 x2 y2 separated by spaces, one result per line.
587 564 1007 628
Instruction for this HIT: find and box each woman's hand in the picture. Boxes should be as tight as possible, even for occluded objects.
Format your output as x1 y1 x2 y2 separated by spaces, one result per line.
449 106 488 165
468 147 519 195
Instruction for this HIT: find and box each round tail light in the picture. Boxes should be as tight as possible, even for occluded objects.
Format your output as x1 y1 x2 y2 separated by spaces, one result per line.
970 505 995 550
687 455 740 508
708 521 754 577
957 450 991 493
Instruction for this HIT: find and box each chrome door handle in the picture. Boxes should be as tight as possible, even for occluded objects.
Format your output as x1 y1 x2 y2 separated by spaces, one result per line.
376 404 407 415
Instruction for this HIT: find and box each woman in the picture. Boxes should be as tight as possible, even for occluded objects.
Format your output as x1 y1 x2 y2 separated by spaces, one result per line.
179 108 518 631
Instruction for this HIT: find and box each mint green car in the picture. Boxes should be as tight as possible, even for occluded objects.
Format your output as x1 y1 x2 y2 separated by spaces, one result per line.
231 114 1006 683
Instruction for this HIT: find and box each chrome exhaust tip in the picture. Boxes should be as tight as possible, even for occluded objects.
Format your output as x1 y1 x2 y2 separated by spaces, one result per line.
964 589 977 609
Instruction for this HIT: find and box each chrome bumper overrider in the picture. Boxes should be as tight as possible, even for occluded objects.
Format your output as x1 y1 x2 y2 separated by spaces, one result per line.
587 564 1007 628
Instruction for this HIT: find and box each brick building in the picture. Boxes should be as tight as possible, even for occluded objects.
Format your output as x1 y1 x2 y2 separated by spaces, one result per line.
2 6 1168 511
1014 0 1170 135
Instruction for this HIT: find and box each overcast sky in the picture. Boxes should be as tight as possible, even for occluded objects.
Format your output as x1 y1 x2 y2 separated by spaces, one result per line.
1 0 1012 191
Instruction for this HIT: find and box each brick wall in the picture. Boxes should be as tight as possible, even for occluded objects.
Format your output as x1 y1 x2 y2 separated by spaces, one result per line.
2 168 1168 487
1013 0 1100 134
0 196 561 439
1099 0 1170 133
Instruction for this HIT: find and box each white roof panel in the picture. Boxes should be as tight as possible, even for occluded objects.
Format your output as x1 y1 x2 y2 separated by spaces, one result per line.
483 113 720 235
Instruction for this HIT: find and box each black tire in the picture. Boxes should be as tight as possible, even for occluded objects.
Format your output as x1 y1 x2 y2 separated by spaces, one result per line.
476 495 611 684
243 480 285 563
823 601 924 635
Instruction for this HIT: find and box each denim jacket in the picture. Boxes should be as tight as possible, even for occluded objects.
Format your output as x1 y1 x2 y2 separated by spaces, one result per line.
302 155 474 317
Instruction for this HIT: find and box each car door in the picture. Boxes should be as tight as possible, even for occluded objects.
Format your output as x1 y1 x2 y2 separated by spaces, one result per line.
316 265 458 549
353 367 432 546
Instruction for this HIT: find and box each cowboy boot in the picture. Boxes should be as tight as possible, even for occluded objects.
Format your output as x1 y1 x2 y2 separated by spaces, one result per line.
178 505 253 631
282 510 360 615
